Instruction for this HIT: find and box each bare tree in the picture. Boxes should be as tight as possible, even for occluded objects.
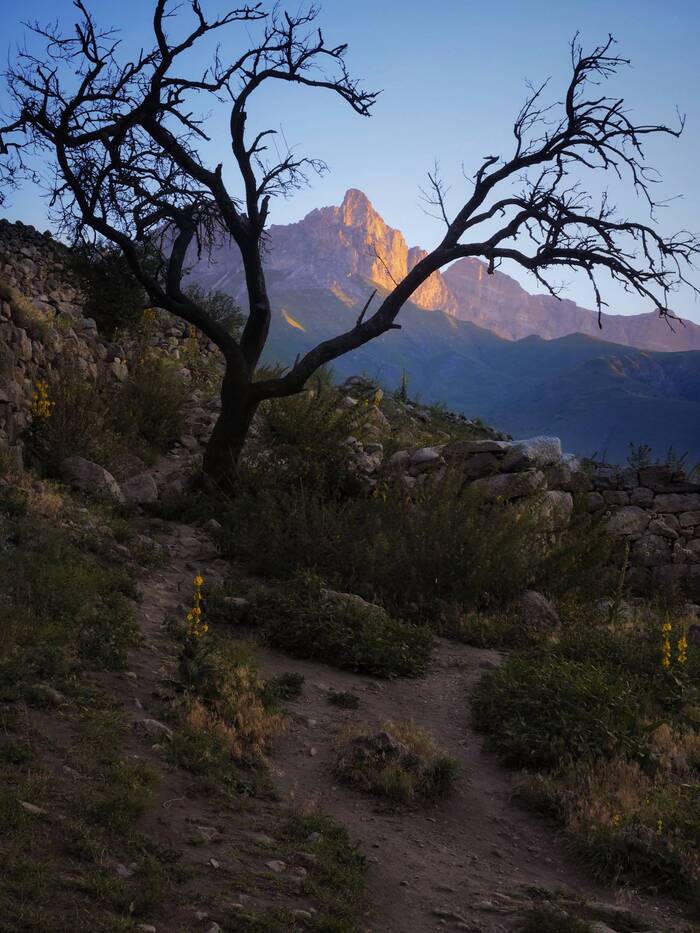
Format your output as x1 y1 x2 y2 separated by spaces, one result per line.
1 4 697 487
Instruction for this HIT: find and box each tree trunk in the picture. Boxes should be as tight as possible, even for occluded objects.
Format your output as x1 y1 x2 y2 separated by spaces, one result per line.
201 365 257 491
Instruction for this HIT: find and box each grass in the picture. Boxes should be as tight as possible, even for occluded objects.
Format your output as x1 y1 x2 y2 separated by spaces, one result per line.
335 720 459 806
210 571 433 678
328 691 360 710
474 601 700 900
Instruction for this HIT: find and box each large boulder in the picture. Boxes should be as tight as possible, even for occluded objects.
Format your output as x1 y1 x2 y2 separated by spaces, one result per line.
59 456 125 504
121 472 159 506
514 590 560 634
502 436 562 472
471 469 545 502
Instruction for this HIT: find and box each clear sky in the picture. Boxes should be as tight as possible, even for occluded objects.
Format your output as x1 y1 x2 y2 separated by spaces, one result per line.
1 0 699 321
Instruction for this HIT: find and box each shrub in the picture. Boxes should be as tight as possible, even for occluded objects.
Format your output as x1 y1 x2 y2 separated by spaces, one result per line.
243 571 433 678
472 655 642 769
73 244 148 336
219 474 560 618
24 367 115 474
112 356 187 452
249 373 369 499
184 282 245 336
335 720 459 805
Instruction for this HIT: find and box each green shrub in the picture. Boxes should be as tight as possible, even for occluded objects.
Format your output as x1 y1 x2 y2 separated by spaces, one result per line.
234 572 432 678
472 655 642 769
220 475 554 618
249 373 369 499
112 357 187 452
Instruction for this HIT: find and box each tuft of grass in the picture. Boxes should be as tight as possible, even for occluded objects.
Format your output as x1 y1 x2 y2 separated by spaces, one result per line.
261 671 305 705
328 691 360 710
335 720 459 806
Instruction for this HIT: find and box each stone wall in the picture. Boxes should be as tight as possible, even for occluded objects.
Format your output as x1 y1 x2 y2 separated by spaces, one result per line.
362 432 700 602
0 218 219 469
2 218 699 601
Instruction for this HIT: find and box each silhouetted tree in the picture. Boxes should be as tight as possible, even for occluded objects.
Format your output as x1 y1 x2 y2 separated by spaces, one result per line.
1 3 697 486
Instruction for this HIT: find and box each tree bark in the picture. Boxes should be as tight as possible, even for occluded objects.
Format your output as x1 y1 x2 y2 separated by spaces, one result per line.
201 364 257 491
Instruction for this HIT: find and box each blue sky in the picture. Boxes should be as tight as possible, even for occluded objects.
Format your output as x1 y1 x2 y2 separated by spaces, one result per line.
1 0 699 321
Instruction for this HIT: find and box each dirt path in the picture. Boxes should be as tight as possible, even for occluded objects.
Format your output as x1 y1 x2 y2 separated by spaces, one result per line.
121 447 694 932
260 639 688 933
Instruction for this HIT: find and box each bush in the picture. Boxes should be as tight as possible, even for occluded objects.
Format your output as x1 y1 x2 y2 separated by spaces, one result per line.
184 283 245 337
112 357 187 452
335 720 459 805
223 571 433 678
249 373 369 499
219 475 560 618
23 367 132 476
73 244 148 336
472 655 642 769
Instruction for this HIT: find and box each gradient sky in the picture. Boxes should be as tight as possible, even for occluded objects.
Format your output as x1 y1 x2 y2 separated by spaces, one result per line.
1 0 699 321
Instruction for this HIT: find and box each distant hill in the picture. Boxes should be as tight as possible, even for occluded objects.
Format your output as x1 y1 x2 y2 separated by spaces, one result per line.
196 275 699 463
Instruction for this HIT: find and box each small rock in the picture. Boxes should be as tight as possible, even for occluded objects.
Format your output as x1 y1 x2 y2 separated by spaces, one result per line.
209 857 220 869
115 863 134 879
306 831 322 844
59 456 125 504
137 718 173 741
265 859 287 873
19 800 48 816
206 924 222 933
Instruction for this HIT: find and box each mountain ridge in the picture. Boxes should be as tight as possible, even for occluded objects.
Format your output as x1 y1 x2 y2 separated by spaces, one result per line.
192 188 700 353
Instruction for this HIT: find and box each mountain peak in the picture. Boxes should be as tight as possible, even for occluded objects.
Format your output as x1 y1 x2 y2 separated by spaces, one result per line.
339 188 379 226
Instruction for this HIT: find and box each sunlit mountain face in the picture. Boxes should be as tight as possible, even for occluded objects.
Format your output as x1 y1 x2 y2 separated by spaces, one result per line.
186 190 700 463
191 188 700 352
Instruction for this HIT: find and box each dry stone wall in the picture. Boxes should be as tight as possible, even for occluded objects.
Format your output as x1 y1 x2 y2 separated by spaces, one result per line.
0 218 218 469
